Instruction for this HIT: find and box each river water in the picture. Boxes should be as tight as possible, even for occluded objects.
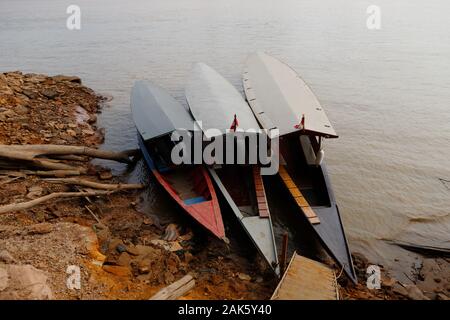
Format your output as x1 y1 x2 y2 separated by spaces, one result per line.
1 0 449 279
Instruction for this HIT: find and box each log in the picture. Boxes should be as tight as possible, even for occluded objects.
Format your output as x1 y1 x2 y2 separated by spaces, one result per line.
44 178 144 190
29 158 85 172
0 170 82 177
149 275 195 300
0 158 85 172
24 170 82 177
0 145 137 164
47 155 85 161
0 189 131 214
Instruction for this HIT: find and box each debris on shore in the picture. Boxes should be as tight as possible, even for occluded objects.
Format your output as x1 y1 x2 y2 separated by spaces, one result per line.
0 71 448 300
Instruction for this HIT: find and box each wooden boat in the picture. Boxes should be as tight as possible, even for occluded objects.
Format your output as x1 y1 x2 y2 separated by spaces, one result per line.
185 63 280 275
131 80 225 240
243 52 357 283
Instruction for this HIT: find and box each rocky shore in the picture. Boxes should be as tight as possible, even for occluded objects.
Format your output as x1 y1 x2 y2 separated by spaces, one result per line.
0 71 448 300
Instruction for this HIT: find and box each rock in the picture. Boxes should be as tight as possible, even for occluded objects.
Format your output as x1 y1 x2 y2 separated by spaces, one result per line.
150 239 183 252
237 273 252 281
142 218 153 226
162 224 180 241
102 265 131 277
436 293 449 300
137 258 151 274
88 114 97 124
0 85 13 95
66 129 77 137
134 245 157 256
0 264 53 300
22 89 37 99
125 245 140 257
14 105 29 115
1 109 18 119
184 252 194 264
416 258 450 298
352 252 369 268
52 75 81 84
82 129 95 136
26 223 53 235
404 284 430 300
116 252 131 267
108 238 124 253
0 267 8 290
179 231 194 242
41 88 58 99
26 186 43 199
98 170 113 180
116 244 127 254
0 250 16 264
392 283 408 296
381 275 396 288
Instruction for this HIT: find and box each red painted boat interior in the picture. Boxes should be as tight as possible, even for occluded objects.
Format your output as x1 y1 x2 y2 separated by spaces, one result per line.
152 164 225 239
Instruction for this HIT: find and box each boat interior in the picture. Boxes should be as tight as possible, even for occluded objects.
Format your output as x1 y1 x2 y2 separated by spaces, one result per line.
214 165 258 217
280 134 330 208
145 136 212 205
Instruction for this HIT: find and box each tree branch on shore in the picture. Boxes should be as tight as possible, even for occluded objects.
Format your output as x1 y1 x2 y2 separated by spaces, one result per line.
0 185 142 214
44 178 144 190
0 145 139 164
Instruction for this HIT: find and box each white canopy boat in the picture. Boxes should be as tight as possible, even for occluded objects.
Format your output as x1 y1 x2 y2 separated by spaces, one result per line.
243 52 357 283
186 63 280 276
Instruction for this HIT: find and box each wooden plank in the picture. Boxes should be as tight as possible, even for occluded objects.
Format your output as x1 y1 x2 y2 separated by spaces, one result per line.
271 253 338 300
284 180 296 189
302 207 317 219
278 165 320 224
294 196 309 207
150 274 195 300
253 166 270 218
289 188 302 197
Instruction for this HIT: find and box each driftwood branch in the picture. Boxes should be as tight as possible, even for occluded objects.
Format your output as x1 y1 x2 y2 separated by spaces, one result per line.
46 155 85 161
0 169 82 177
0 188 135 214
149 275 195 300
44 178 144 190
0 145 137 164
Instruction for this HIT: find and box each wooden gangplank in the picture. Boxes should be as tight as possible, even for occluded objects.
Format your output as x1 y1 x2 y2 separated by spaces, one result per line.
278 165 320 224
271 253 339 300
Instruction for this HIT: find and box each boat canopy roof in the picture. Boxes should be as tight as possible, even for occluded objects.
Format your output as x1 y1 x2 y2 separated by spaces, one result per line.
185 63 260 139
131 80 196 141
243 52 338 138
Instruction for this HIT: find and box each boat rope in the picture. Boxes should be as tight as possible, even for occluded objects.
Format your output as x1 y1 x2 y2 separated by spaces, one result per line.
335 265 345 280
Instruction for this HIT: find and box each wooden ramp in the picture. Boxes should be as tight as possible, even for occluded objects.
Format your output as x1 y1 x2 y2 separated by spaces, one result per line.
271 252 339 300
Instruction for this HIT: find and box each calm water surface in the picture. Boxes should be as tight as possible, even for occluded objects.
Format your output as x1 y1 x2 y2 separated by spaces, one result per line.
1 0 449 278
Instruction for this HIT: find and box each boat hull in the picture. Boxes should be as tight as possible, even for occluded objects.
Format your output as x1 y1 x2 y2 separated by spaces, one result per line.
208 166 280 276
279 136 357 283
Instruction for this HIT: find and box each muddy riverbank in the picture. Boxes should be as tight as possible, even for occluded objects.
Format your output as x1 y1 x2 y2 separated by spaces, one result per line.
0 71 447 300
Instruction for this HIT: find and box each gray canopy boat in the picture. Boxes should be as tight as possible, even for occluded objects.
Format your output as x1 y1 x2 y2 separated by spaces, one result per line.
186 63 280 276
131 80 226 240
243 52 357 283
